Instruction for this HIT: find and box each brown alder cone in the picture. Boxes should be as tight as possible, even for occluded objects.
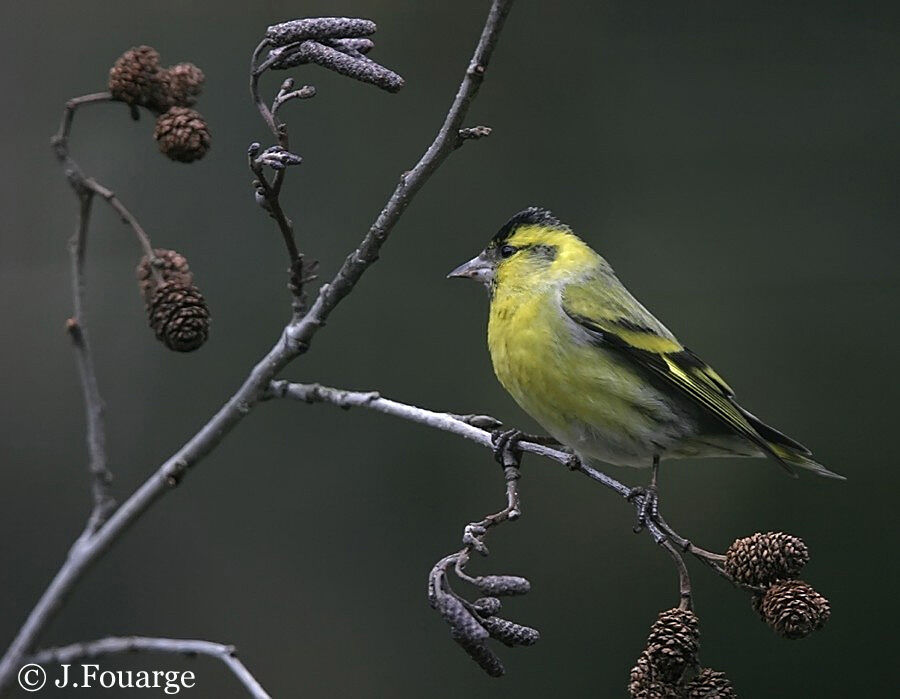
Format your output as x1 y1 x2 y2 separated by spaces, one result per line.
160 62 205 107
685 668 737 698
644 608 701 684
147 280 210 352
627 650 679 698
136 249 192 305
752 579 831 639
108 46 169 110
724 532 809 587
153 107 211 162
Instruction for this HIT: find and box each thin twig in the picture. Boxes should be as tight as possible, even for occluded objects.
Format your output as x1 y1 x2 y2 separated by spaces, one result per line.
66 191 115 533
52 92 164 538
81 179 156 260
660 539 693 611
249 41 303 318
51 93 157 262
0 5 513 690
30 637 270 699
265 380 567 464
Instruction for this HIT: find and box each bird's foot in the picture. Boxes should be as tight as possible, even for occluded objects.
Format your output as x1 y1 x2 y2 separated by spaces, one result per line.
564 452 582 471
490 428 524 468
627 485 659 533
490 429 562 467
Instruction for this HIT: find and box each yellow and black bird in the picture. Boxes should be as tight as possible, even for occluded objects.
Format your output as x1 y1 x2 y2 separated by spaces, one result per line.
448 207 844 486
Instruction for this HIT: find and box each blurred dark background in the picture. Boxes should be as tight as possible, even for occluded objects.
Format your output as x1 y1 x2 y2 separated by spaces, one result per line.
1 1 897 696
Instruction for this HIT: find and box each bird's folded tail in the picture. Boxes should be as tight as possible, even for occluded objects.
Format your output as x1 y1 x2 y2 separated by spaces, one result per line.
769 446 846 480
738 406 846 480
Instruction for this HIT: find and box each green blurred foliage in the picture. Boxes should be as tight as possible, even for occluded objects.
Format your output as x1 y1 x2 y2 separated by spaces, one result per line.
1 1 897 696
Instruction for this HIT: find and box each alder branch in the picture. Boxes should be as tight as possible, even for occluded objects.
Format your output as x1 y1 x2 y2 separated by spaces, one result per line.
0 3 513 690
30 637 270 699
52 92 165 538
65 192 115 536
52 94 157 262
248 56 303 315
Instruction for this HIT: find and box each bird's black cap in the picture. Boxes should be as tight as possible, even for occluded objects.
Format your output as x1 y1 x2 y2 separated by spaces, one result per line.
492 206 570 244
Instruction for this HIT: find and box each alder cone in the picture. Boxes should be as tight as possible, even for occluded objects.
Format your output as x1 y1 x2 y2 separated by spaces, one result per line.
154 107 211 162
136 249 192 304
725 532 809 587
644 608 700 684
753 579 830 639
147 280 209 352
627 650 679 698
109 46 167 110
160 62 205 107
685 668 737 697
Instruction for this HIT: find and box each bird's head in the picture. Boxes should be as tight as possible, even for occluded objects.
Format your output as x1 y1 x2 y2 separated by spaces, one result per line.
448 207 598 292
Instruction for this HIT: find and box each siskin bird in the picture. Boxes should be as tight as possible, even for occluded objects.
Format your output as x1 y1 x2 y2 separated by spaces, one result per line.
448 206 844 482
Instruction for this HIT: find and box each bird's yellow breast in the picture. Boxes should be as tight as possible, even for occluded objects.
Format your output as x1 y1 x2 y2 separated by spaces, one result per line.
486 281 686 466
488 285 635 432
487 286 564 420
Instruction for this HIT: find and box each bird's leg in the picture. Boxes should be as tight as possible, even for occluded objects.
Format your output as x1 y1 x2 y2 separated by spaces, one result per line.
628 454 661 533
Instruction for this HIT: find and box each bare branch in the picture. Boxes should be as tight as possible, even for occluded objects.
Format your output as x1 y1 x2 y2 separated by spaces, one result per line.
66 191 115 534
30 637 270 699
265 380 565 463
52 92 162 538
248 44 306 319
51 94 157 261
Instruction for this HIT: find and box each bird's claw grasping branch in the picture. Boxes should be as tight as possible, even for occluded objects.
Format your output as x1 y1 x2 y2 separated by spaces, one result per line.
627 484 661 534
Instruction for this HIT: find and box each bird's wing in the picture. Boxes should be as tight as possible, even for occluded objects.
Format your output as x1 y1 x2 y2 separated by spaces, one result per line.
560 277 796 473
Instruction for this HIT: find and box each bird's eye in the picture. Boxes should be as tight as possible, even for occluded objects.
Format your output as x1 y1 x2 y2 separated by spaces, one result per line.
499 244 517 259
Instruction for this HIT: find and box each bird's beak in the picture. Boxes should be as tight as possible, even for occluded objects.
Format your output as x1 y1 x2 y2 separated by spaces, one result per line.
447 253 494 285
